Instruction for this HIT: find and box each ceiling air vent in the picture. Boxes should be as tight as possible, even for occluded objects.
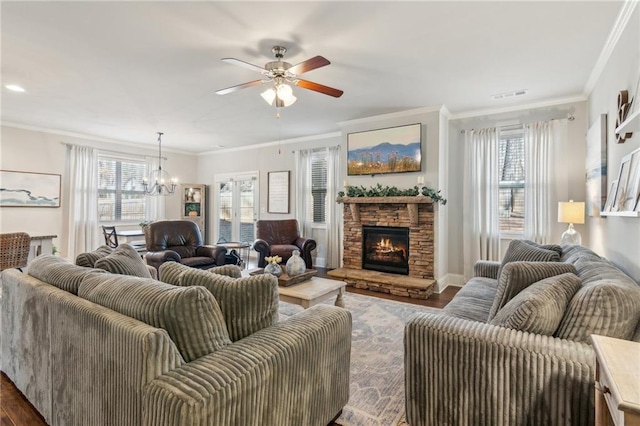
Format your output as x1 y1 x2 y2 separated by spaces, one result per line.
491 89 528 100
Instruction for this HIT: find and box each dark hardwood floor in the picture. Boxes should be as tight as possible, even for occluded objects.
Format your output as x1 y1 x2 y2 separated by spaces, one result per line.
1 268 459 426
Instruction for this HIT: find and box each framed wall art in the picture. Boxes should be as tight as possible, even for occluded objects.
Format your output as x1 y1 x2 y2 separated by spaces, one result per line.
347 123 422 176
0 170 61 207
267 171 290 214
585 114 607 216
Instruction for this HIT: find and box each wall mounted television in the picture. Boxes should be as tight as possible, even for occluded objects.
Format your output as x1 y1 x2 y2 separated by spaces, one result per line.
347 123 422 176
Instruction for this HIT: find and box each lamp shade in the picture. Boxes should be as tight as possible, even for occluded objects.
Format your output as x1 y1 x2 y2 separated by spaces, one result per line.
558 200 585 224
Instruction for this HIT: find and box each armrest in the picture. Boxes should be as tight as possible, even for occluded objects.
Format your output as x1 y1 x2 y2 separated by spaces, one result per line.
196 245 227 265
294 237 317 269
473 260 501 279
144 250 181 270
253 239 270 267
144 305 351 426
404 313 595 426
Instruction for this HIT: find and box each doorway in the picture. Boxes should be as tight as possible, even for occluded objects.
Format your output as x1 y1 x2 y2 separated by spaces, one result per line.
215 172 259 245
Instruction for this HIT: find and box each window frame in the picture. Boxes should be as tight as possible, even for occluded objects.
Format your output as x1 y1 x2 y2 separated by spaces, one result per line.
498 126 525 236
98 154 147 224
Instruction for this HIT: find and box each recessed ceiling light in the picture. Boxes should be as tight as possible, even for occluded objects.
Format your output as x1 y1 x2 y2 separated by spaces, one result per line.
491 89 527 100
212 144 225 148
5 84 26 92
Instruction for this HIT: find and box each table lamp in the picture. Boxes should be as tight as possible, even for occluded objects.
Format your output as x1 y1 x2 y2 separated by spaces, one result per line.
558 200 585 245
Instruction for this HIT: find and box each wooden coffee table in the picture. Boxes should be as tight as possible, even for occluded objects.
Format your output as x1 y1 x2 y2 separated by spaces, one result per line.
278 277 346 309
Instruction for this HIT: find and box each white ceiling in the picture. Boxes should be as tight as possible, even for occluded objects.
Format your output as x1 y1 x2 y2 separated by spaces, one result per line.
1 1 624 153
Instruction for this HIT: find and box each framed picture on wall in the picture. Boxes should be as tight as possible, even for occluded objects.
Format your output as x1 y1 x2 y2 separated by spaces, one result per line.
585 114 607 216
0 170 61 207
267 171 290 214
603 179 618 212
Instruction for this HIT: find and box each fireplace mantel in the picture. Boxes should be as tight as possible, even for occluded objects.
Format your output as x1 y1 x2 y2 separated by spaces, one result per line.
336 196 433 225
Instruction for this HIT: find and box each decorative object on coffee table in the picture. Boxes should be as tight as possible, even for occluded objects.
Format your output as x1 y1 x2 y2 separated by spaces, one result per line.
263 255 283 277
249 267 317 287
285 249 306 277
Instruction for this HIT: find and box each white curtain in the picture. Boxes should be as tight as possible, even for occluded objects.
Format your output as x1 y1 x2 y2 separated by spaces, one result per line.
294 149 312 238
66 145 100 259
325 145 342 268
463 128 501 281
144 155 166 221
524 120 565 243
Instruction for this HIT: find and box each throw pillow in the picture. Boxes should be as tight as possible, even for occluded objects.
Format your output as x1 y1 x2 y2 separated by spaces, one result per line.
78 273 231 362
28 254 106 295
94 244 152 278
522 240 563 257
158 262 242 286
555 279 640 343
497 239 561 281
75 245 113 268
490 272 582 335
488 261 577 321
176 268 279 342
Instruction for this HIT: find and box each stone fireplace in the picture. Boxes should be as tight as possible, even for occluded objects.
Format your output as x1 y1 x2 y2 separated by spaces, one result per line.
327 196 436 299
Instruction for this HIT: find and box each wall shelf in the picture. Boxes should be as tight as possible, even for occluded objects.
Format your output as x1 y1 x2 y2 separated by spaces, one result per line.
615 109 640 135
600 210 640 217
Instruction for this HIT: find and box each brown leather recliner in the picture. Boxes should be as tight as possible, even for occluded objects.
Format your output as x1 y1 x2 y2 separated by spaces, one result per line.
254 219 316 269
144 220 226 272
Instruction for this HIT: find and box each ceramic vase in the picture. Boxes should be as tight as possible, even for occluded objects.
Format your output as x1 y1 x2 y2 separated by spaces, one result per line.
286 250 306 277
264 262 282 277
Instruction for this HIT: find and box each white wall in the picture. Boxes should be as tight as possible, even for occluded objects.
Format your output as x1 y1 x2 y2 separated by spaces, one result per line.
447 100 589 276
587 5 640 282
0 125 198 258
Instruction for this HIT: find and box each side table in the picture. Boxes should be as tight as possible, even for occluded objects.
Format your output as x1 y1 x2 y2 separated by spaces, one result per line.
592 334 640 426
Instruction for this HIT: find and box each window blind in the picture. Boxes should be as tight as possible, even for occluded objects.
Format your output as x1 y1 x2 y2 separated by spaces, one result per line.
98 156 146 222
310 149 328 223
498 128 525 233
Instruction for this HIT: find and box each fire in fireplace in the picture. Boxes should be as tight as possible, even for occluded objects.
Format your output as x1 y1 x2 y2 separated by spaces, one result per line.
362 226 409 275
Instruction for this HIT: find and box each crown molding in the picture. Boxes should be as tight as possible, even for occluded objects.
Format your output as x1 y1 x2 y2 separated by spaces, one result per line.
337 106 443 127
583 0 638 96
198 131 341 156
449 95 586 120
1 121 195 155
440 105 452 119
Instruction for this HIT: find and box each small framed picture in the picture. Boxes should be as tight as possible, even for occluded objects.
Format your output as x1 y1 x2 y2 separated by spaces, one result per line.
603 179 618 212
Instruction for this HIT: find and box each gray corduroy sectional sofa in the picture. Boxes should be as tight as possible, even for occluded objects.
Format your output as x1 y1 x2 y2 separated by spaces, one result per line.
1 247 352 426
405 242 640 426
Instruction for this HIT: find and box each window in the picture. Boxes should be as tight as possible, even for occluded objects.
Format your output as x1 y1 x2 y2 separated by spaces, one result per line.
310 149 328 223
98 155 146 222
498 127 525 234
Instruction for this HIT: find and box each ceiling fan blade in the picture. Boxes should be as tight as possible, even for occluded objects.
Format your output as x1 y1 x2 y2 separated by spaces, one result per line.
295 79 344 98
288 56 330 75
221 58 267 74
215 80 268 95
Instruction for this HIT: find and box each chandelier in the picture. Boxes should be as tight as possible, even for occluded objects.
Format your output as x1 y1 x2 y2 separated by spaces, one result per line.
143 132 177 196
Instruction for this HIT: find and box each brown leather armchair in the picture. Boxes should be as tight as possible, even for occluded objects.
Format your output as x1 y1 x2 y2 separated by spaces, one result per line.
254 219 316 269
144 220 226 272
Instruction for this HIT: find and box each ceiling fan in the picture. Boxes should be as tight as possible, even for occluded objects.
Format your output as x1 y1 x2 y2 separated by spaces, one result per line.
215 46 344 108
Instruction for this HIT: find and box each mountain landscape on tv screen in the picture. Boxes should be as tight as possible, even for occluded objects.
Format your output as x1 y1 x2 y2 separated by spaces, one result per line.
348 142 421 175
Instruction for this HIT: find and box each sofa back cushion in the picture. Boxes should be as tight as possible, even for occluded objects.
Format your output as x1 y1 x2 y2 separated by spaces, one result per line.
75 245 113 267
78 274 231 362
490 272 582 335
94 244 152 278
159 262 242 286
160 262 279 341
489 261 577 321
497 239 560 281
28 254 105 295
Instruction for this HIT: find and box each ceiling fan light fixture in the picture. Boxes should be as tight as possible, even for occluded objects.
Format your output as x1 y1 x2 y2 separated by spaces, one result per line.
261 87 276 105
261 83 297 107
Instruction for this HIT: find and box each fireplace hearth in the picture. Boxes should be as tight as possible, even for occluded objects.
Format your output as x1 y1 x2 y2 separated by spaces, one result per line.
362 226 409 275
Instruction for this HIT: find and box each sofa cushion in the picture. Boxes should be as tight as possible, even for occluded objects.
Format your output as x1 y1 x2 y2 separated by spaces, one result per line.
94 244 152 278
75 245 113 268
489 261 577 320
490 272 582 335
498 240 560 280
442 277 498 323
78 274 231 362
28 254 106 295
160 262 279 341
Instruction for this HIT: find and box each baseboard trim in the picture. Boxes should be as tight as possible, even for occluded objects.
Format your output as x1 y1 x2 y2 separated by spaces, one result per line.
435 273 465 293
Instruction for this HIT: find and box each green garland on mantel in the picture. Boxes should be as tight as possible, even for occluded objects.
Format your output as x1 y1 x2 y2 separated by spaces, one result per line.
337 183 447 205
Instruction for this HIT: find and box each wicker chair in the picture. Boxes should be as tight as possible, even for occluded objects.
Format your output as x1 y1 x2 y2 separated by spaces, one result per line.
0 232 31 272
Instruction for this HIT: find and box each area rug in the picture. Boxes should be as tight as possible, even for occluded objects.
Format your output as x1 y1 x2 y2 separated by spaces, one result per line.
279 292 441 426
